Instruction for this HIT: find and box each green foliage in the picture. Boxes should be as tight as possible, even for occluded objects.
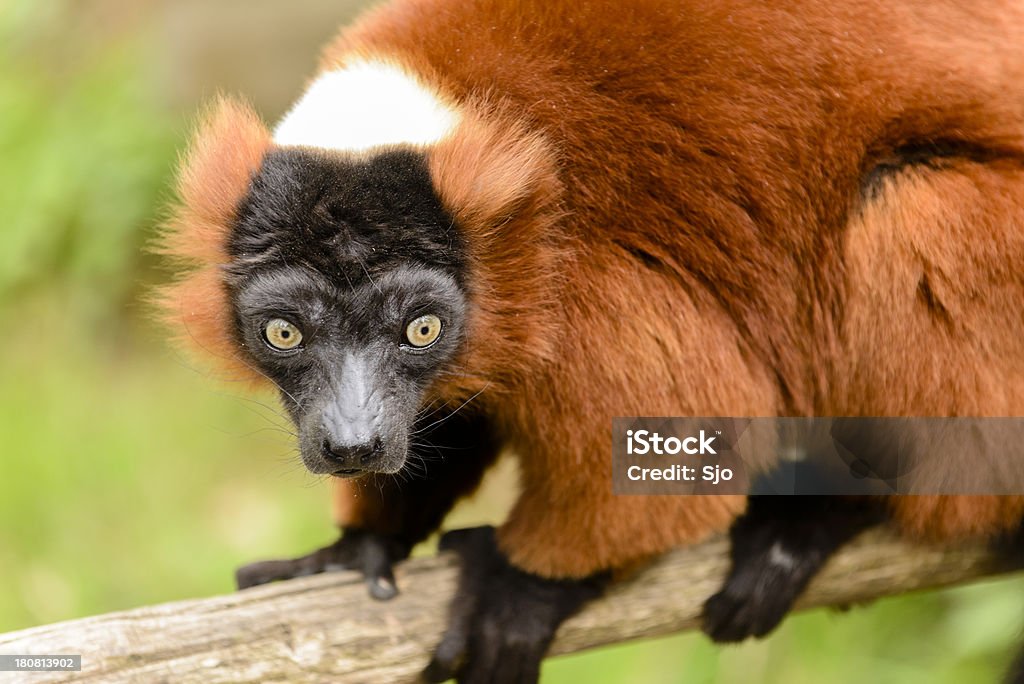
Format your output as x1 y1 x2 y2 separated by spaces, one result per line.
0 0 178 325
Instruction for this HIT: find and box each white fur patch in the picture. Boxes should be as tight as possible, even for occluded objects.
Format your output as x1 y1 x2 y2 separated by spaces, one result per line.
273 60 460 153
768 542 796 570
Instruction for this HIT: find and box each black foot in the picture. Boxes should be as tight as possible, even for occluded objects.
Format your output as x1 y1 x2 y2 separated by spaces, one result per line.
703 496 884 643
235 527 410 600
422 526 608 684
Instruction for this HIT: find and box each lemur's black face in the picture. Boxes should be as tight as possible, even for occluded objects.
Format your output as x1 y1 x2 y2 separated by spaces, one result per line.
225 148 468 477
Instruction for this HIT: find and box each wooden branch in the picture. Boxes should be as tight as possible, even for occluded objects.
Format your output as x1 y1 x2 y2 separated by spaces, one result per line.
0 529 1014 683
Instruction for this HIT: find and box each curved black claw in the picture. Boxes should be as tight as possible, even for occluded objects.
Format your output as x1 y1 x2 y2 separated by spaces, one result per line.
422 526 608 684
235 527 410 600
702 496 884 643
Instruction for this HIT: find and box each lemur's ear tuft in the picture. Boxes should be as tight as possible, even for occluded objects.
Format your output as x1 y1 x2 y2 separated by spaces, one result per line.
154 96 271 386
429 108 561 230
161 96 271 264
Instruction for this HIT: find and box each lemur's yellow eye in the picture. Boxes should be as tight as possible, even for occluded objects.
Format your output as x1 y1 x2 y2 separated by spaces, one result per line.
405 314 442 348
263 318 303 351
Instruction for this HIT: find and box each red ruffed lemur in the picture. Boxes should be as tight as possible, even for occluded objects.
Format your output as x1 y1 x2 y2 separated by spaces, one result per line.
159 0 1024 681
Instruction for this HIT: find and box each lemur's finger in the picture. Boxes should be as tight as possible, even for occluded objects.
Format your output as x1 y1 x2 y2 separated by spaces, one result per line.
421 624 470 683
422 580 479 682
360 536 399 600
459 621 502 684
235 556 320 589
236 530 407 599
235 536 353 589
235 560 288 589
422 529 487 682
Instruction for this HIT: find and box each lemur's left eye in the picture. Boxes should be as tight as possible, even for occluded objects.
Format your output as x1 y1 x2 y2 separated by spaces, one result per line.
263 318 303 351
405 314 442 348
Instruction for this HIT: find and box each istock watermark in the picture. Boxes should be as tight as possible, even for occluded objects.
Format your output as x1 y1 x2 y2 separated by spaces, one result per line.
612 417 1024 495
623 428 735 488
626 428 719 455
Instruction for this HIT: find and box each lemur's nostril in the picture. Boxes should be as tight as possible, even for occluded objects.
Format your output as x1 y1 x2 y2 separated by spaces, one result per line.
322 438 379 469
361 438 385 465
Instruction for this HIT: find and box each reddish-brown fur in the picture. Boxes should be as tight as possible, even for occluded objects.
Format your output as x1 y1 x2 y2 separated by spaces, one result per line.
157 97 271 384
840 161 1024 539
164 0 1024 577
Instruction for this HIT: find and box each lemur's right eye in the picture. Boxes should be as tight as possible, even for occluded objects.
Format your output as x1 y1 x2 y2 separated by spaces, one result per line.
263 318 303 351
404 314 443 348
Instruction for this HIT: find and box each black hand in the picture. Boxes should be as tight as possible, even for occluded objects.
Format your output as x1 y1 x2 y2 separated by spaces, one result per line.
702 496 884 642
422 526 608 684
235 527 410 600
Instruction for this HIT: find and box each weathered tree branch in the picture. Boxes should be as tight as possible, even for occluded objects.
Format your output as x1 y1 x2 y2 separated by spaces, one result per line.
0 529 1014 683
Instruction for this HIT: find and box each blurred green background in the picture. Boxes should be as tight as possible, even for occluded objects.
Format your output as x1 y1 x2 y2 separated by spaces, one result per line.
2 1 1023 682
